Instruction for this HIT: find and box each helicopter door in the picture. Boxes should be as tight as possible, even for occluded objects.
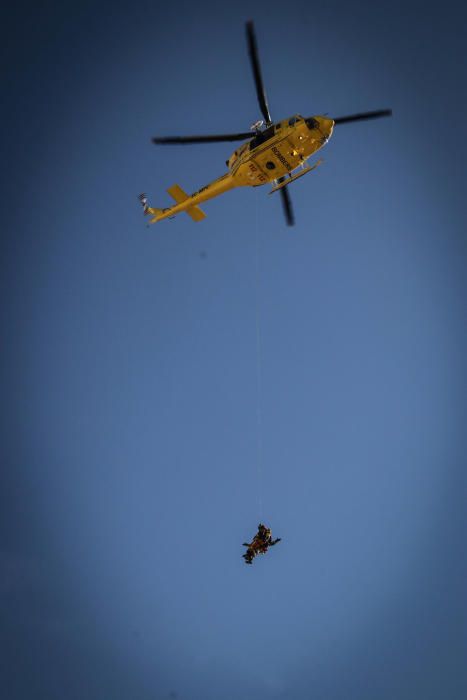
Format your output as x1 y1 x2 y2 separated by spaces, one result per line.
250 125 275 150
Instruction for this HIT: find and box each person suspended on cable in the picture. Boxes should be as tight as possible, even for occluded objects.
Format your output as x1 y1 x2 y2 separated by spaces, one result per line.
242 523 281 564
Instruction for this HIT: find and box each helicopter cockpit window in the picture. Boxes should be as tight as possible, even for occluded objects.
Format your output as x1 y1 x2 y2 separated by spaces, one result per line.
289 117 297 125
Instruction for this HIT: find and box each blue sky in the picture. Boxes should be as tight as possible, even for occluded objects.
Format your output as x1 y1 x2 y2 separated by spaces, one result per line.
1 1 466 698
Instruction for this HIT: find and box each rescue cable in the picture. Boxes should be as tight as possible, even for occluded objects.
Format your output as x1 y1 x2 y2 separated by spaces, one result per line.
254 190 264 519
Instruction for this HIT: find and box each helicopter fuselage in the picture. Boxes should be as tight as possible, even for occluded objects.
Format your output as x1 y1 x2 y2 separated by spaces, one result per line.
227 114 334 185
144 115 334 223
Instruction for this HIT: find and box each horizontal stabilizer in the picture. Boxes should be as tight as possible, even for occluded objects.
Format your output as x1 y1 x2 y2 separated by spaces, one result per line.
186 205 206 222
167 184 190 204
167 183 206 221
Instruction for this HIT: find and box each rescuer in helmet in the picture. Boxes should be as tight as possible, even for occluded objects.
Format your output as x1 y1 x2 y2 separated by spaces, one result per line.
242 523 281 564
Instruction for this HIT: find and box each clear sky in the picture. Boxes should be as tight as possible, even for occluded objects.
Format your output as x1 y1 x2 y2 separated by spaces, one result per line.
1 1 466 698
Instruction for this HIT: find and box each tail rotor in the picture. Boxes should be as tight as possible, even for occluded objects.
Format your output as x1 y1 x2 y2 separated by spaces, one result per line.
138 193 149 214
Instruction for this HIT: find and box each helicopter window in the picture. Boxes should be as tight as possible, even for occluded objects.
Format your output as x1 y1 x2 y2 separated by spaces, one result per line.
305 117 318 130
289 117 297 125
250 125 276 150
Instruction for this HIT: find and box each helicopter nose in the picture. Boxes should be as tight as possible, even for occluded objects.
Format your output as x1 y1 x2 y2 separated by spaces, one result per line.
319 117 334 136
305 116 334 138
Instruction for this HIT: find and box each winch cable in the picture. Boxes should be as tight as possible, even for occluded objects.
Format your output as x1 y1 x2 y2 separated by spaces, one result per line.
254 190 264 520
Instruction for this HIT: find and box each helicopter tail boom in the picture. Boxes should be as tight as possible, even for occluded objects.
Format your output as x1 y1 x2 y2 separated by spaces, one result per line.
138 190 205 223
140 173 237 223
148 207 166 223
138 193 164 222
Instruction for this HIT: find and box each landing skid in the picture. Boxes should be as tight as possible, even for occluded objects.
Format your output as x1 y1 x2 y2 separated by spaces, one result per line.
270 159 323 194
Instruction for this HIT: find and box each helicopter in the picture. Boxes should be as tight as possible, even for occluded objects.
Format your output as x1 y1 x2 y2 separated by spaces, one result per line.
140 21 392 226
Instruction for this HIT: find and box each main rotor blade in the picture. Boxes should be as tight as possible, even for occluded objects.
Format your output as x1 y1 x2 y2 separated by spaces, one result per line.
280 184 295 226
152 132 252 145
246 21 272 125
333 109 392 125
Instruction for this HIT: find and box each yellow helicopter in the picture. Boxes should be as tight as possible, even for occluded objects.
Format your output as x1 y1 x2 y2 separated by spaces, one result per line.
140 21 392 226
